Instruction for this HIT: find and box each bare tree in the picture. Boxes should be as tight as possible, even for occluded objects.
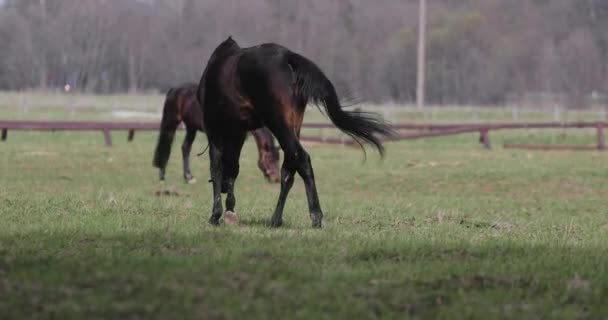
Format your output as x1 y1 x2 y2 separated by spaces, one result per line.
0 0 607 107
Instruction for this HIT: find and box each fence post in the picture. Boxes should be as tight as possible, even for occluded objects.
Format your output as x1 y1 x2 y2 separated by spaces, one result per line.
1 129 7 141
511 105 519 121
103 130 112 147
597 123 605 150
479 129 491 149
128 129 135 142
553 105 561 121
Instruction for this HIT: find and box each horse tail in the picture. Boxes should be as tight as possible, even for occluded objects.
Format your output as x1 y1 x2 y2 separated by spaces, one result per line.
286 51 395 156
153 88 179 169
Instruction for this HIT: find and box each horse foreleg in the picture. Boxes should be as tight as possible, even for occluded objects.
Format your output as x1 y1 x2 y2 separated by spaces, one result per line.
222 133 247 225
208 140 224 226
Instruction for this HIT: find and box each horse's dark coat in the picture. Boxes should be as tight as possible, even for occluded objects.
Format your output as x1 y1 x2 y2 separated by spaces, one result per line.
198 37 394 228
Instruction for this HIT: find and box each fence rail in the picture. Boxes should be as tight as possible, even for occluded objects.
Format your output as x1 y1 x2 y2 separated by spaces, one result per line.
1 120 606 150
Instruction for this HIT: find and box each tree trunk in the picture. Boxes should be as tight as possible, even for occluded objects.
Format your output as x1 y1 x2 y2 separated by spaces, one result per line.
128 51 138 94
38 0 48 90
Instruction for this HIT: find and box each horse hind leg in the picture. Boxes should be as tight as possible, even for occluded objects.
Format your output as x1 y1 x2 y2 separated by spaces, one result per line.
293 143 323 228
270 127 322 228
221 132 247 225
181 128 197 183
159 168 166 182
270 159 296 228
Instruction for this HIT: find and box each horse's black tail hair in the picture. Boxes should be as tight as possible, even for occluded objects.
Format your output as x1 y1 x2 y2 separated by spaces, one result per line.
286 51 396 157
153 88 179 169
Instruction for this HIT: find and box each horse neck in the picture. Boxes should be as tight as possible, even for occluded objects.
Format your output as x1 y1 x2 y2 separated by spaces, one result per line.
198 42 240 96
209 41 240 65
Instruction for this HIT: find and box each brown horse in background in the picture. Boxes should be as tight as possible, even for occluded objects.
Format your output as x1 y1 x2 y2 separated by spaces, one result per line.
153 83 280 184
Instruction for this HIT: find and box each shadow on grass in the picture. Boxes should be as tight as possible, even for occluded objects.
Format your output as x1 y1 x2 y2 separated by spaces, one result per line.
0 230 607 319
237 217 297 229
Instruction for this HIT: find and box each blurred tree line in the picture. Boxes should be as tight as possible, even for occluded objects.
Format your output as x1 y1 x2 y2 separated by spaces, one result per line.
0 0 606 107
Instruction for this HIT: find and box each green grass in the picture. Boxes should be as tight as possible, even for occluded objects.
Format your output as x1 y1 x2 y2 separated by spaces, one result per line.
1 93 608 319
2 129 608 319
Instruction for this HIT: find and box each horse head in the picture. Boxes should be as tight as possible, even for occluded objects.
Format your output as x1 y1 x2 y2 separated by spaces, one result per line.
258 145 280 183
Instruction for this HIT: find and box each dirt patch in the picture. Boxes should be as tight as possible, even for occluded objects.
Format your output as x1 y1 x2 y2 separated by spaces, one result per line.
459 219 495 229
353 249 404 263
425 210 459 224
414 275 541 291
566 275 591 292
458 218 516 231
161 245 205 256
246 252 275 265
154 190 189 197
351 247 483 264
78 238 96 245
347 247 489 263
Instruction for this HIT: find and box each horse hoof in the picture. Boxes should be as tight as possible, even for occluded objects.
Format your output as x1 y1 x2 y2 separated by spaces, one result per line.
187 177 197 184
224 211 239 226
208 217 220 226
312 220 322 229
270 219 283 228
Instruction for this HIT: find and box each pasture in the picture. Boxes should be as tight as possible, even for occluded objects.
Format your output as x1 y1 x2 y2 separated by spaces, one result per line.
1 93 608 319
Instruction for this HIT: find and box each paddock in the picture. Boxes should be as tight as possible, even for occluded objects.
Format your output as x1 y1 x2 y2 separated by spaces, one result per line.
1 98 607 318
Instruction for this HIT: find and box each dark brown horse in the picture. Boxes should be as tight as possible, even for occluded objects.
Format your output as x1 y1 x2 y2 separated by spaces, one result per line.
153 83 280 184
197 37 394 228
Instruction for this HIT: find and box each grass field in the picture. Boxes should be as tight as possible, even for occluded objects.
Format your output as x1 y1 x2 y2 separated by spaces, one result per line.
1 93 608 319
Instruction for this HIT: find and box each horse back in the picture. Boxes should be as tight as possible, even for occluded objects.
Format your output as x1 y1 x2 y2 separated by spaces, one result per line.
180 85 204 131
163 84 204 131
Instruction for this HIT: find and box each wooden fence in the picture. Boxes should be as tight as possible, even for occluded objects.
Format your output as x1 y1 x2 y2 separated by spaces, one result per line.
1 120 606 151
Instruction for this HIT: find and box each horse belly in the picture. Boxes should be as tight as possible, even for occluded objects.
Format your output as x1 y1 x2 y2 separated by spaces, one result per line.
216 101 260 130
